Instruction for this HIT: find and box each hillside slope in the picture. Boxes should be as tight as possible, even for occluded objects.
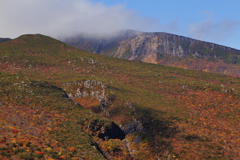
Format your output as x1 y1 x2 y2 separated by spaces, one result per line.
63 30 240 77
0 34 240 159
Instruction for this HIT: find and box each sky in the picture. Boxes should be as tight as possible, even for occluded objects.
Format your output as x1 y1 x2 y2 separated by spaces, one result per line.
0 0 239 49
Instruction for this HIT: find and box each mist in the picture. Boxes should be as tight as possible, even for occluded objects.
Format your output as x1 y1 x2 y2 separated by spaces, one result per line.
189 12 239 44
0 0 160 39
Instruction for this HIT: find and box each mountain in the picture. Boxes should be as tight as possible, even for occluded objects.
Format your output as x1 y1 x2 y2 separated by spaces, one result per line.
0 38 11 43
0 34 239 159
63 30 240 77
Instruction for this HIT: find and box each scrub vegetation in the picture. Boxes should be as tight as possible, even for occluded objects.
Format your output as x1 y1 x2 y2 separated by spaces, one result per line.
0 34 239 159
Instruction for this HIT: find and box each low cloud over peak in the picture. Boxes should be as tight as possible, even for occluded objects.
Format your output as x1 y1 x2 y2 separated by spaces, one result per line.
189 12 239 43
0 0 159 39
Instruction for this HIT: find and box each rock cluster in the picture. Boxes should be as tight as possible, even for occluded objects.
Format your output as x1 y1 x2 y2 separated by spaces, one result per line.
72 80 107 101
62 80 107 99
122 119 146 135
87 119 125 141
63 80 114 113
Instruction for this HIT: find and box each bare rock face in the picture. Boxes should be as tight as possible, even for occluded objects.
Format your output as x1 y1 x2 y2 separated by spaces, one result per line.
113 32 189 61
121 119 146 135
63 30 240 76
87 119 125 140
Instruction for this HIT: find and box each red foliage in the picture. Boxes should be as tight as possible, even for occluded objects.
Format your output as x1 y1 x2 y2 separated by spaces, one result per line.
12 129 18 133
34 151 44 155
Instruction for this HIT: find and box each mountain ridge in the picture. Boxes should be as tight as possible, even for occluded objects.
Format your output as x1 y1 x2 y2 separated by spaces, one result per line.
0 38 12 43
63 30 240 77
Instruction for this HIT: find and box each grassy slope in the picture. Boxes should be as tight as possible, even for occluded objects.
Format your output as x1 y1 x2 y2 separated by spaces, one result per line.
0 72 106 159
0 34 239 159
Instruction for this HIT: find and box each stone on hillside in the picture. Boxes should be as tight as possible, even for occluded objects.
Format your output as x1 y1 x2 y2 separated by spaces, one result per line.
182 85 188 89
68 93 73 99
125 102 133 109
84 80 91 88
88 58 95 64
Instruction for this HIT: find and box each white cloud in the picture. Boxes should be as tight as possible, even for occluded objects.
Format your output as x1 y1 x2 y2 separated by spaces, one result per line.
189 12 239 42
0 0 160 39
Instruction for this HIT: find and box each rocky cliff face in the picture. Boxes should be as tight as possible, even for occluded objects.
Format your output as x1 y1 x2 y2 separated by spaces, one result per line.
63 30 240 76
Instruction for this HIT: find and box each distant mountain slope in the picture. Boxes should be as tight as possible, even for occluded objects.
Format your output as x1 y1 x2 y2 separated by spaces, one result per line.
63 30 240 77
1 34 240 159
0 38 11 43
